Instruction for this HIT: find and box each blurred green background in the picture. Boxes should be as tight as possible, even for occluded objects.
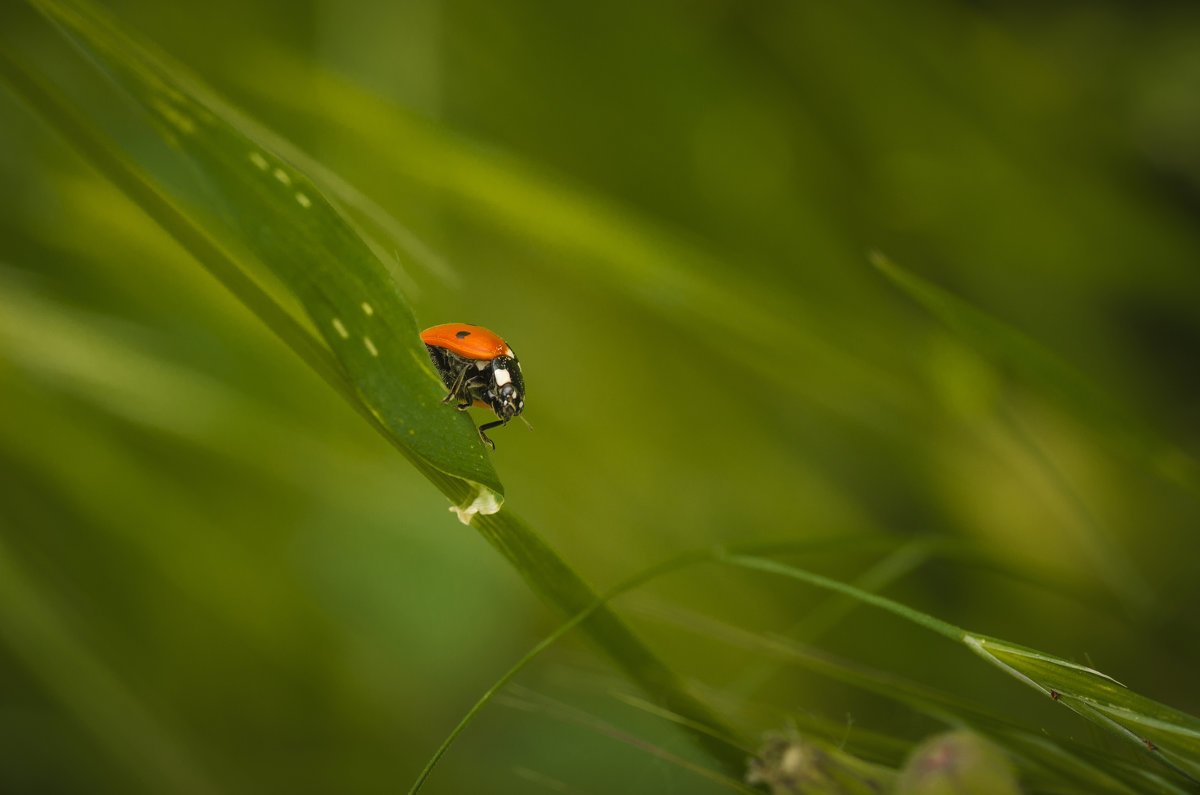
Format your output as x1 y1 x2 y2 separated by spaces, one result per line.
3 0 1200 792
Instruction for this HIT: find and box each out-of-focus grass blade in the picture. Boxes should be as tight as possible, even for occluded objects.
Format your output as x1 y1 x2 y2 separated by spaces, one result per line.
16 0 502 508
0 533 222 795
722 553 1200 787
871 253 1163 611
999 731 1188 795
871 252 1200 497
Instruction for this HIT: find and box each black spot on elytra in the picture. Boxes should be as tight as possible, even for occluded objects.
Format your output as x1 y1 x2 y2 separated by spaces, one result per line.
456 330 471 338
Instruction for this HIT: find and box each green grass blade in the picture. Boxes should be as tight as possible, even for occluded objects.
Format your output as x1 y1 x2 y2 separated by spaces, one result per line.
407 544 743 791
721 552 1200 787
19 0 502 506
230 53 921 431
410 541 886 792
459 538 1166 793
636 601 1171 794
870 251 1200 497
968 636 1200 784
3 0 748 775
470 512 744 772
719 553 963 640
497 687 760 794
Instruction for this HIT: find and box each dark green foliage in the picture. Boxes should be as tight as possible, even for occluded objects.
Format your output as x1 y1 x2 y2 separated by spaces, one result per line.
2 1 1200 792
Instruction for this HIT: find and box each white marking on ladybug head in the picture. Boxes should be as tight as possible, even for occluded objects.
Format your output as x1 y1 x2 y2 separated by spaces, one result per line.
364 336 379 357
503 347 514 357
474 359 490 370
331 318 349 339
493 367 512 386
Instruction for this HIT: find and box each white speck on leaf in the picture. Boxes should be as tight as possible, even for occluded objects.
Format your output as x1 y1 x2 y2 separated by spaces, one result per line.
450 490 503 524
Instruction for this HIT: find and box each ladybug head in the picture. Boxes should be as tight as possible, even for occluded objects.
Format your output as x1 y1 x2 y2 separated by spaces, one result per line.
488 357 525 422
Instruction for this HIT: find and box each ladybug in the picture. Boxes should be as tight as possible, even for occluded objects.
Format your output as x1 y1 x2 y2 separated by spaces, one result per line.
421 323 528 450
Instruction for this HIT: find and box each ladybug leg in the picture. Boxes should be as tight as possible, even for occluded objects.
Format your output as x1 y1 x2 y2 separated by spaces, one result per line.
477 418 507 451
442 363 471 406
455 371 488 411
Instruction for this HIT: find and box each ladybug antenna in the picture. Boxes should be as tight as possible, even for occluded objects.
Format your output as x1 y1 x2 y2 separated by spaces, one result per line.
519 415 533 431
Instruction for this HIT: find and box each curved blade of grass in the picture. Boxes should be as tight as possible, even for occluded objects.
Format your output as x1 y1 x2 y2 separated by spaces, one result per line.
636 601 1183 794
417 538 1184 794
407 545 740 793
413 537 1000 790
999 732 1189 795
720 552 1200 787
2 0 746 775
967 636 1200 783
15 0 501 506
727 537 940 700
870 252 1200 498
409 534 949 790
498 686 759 794
468 513 743 771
